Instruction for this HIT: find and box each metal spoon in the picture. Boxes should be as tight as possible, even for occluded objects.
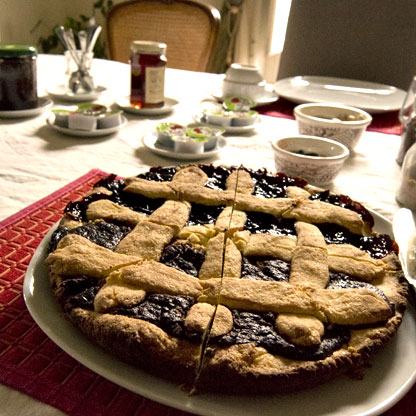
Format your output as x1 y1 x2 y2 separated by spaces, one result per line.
69 71 81 93
77 30 88 71
55 26 69 50
79 70 94 92
86 26 102 54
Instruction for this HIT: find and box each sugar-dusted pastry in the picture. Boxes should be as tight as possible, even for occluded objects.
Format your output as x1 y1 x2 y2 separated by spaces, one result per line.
46 164 407 394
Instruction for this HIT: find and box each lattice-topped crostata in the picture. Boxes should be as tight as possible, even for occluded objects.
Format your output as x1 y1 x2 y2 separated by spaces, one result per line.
46 164 408 394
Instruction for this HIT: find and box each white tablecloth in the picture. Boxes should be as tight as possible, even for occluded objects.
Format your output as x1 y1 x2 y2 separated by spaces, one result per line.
0 54 406 415
0 54 405 224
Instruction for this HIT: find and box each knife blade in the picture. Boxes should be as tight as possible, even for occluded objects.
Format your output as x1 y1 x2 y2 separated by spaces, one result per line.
392 208 416 298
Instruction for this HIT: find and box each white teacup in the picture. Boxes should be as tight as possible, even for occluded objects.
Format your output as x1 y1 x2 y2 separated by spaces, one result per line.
222 63 266 101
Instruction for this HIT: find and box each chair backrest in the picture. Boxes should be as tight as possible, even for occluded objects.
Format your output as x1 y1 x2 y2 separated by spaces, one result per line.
106 0 221 72
277 0 416 90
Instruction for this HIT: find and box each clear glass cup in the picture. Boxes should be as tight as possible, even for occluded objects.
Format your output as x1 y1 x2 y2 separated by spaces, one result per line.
64 50 94 90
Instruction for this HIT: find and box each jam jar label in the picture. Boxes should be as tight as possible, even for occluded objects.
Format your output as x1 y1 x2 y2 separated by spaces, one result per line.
144 66 165 104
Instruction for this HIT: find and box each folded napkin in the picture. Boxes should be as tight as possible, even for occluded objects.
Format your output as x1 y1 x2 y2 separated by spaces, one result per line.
257 98 403 136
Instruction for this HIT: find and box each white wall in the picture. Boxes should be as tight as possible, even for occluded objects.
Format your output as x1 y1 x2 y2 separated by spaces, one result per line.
0 0 224 48
0 0 91 45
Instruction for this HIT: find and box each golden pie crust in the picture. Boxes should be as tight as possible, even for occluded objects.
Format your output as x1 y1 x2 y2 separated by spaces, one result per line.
46 164 408 394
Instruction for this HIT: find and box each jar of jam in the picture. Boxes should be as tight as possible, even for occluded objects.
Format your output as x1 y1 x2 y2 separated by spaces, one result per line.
0 44 38 111
130 41 167 108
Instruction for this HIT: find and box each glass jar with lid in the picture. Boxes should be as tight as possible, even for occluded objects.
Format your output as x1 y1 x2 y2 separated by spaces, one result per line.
396 141 416 210
130 40 167 109
0 44 38 110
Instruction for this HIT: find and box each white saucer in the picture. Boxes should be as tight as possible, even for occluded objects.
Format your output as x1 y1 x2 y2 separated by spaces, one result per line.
46 85 106 102
117 97 179 115
0 97 53 118
46 115 127 137
142 132 226 160
46 85 107 102
193 113 260 134
210 87 278 106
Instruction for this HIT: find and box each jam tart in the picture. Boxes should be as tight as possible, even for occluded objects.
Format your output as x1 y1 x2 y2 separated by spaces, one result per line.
46 164 408 394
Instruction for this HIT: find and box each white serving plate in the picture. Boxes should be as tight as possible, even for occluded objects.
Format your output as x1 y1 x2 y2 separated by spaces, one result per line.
142 132 226 160
193 113 260 134
274 76 407 113
0 97 53 118
47 115 127 137
116 97 178 115
46 85 107 102
23 209 416 416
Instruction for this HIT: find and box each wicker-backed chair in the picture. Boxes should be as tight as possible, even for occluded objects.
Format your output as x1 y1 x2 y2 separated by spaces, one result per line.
106 0 221 72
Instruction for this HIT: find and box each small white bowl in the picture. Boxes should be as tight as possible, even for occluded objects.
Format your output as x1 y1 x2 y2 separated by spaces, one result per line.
272 135 350 186
294 103 372 150
223 63 266 101
222 79 266 102
225 63 264 84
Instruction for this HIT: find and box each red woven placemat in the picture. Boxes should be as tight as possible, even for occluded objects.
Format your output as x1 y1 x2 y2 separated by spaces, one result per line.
0 169 194 416
257 98 403 136
0 169 414 415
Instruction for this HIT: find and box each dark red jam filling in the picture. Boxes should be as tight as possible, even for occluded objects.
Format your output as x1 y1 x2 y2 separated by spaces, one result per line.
310 190 374 228
358 234 398 258
64 193 110 222
244 168 307 198
60 276 103 311
93 174 122 191
136 166 177 182
317 223 398 258
113 192 165 216
113 294 197 339
214 310 350 361
242 257 290 282
186 203 225 226
244 212 297 235
198 164 236 190
48 222 132 253
160 243 205 277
